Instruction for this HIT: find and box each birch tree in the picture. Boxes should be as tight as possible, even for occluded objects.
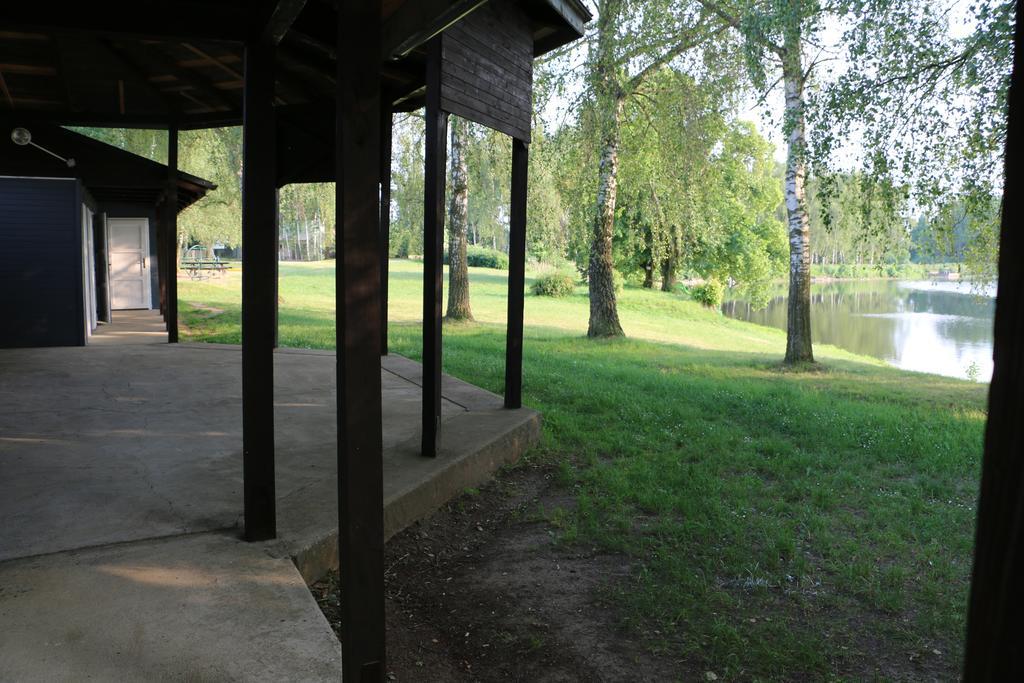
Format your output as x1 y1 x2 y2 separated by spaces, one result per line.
697 0 829 362
583 0 726 337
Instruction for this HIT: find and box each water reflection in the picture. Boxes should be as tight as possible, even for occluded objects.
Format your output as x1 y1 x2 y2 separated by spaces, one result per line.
722 280 995 381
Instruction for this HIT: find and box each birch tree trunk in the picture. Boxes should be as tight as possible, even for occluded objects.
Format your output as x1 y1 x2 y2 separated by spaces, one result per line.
585 0 626 338
782 42 814 363
446 117 473 320
587 93 625 337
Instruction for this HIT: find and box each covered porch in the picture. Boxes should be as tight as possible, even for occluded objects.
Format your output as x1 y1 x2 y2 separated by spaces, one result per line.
0 341 539 678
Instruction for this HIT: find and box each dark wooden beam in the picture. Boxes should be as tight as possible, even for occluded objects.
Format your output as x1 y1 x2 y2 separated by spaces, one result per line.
336 0 386 679
284 28 336 61
50 36 80 112
0 63 57 76
262 0 308 45
276 45 334 97
165 126 179 342
380 104 392 356
382 0 487 60
504 137 528 409
422 37 448 458
241 41 278 542
964 2 1024 677
183 42 297 105
0 71 14 108
4 3 250 42
0 109 241 129
274 188 280 348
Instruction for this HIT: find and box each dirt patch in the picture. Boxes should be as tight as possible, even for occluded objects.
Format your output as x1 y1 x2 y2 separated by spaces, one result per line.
313 462 686 682
313 463 961 681
182 303 224 318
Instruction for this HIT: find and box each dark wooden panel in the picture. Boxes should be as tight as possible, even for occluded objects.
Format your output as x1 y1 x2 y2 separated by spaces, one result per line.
439 0 532 141
0 177 82 348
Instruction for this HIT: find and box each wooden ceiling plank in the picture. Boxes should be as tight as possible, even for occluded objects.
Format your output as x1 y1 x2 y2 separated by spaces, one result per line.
99 39 181 117
181 43 243 80
140 42 237 111
0 63 57 76
0 31 49 40
4 3 248 43
177 54 241 68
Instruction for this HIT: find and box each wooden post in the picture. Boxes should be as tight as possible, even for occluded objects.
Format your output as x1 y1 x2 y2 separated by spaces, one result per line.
422 36 448 458
241 41 277 542
164 126 179 342
380 104 392 356
964 3 1024 678
157 213 167 319
505 138 528 409
337 0 386 679
274 188 280 349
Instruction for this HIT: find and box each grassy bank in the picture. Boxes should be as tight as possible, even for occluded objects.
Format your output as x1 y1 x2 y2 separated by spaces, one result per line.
180 260 985 679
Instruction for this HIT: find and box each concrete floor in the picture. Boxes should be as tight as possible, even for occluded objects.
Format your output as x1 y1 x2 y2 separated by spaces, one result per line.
0 320 540 680
90 309 169 345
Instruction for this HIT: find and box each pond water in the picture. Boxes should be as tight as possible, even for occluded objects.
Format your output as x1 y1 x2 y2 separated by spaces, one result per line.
722 280 996 381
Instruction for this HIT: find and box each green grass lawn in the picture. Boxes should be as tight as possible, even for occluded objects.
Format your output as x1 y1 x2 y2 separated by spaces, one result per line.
181 260 986 679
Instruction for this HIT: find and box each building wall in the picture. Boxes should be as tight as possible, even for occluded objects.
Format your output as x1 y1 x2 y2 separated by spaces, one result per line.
0 177 84 348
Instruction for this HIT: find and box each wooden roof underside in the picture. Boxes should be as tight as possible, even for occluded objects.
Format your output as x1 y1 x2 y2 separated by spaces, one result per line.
0 119 216 210
0 0 589 129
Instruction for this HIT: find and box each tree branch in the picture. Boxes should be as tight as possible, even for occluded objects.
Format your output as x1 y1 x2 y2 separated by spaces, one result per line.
696 0 785 57
625 21 730 94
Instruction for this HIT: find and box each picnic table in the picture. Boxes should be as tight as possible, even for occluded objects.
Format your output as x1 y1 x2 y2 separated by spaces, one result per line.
181 246 232 280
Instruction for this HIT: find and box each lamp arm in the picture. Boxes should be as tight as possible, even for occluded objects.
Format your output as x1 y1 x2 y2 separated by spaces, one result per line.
28 140 75 167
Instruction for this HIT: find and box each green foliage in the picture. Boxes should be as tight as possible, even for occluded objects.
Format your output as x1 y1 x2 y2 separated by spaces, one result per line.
532 272 578 298
444 245 509 270
390 114 426 257
467 246 509 270
810 0 1012 281
806 173 911 268
690 278 725 308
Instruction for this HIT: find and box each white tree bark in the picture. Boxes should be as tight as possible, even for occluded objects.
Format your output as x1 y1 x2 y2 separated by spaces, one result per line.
782 46 814 363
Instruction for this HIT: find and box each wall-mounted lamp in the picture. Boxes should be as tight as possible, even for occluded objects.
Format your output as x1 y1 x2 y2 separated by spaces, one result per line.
10 127 76 168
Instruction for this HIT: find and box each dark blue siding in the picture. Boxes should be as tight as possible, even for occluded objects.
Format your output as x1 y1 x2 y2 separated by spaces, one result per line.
0 177 83 348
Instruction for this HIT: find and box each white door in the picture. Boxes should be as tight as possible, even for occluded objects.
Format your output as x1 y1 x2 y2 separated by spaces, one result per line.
108 218 151 310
